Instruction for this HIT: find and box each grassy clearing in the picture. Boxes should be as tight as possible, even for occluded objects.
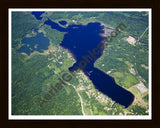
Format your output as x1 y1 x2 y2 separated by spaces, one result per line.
111 71 139 89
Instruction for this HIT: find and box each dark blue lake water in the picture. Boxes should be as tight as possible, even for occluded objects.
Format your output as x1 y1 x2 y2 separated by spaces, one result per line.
32 11 45 20
59 20 67 25
18 32 50 55
29 12 135 108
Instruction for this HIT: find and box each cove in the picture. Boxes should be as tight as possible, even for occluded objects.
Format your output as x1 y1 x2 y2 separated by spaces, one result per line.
32 11 45 20
59 20 67 25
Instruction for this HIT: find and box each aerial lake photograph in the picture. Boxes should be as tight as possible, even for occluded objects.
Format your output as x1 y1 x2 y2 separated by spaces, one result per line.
9 9 151 119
